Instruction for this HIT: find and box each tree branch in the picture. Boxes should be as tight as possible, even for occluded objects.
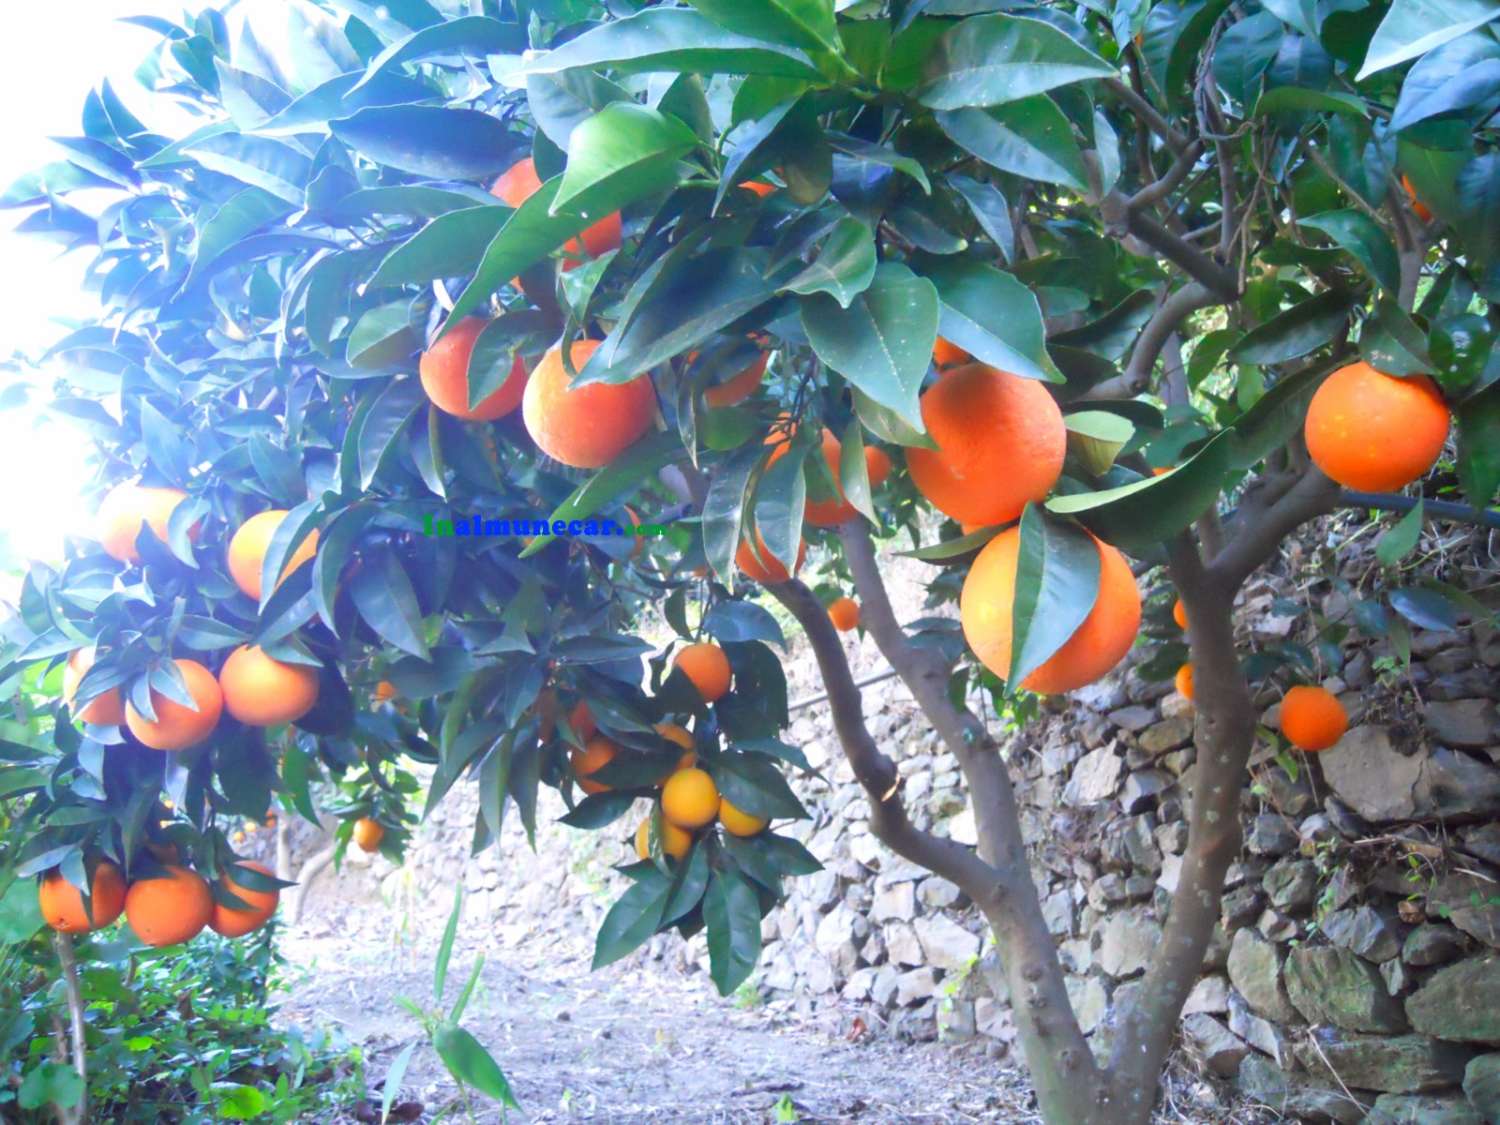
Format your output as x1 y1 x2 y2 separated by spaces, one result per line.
1127 140 1205 211
1122 204 1241 300
1104 77 1190 153
1209 467 1340 595
53 932 87 1125
1111 282 1218 395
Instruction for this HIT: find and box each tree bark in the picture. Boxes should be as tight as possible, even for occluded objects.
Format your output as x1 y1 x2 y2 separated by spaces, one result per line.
53 932 87 1125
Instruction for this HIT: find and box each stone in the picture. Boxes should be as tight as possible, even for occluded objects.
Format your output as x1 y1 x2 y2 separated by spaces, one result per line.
1320 726 1422 822
842 967 875 1001
1097 909 1161 979
1155 820 1188 856
1293 1029 1475 1093
917 876 963 910
1121 814 1162 873
895 967 938 1005
1064 746 1123 805
1247 813 1300 856
1414 748 1500 820
1182 1013 1249 1078
870 965 900 1007
871 881 917 923
1425 700 1500 748
885 922 923 967
849 831 886 869
1463 1054 1500 1122
1285 944 1409 1032
1228 928 1299 1023
1322 905 1402 963
1382 958 1408 997
975 997 1014 1041
1223 885 1267 928
1259 908 1299 942
875 857 929 887
1264 857 1320 910
1109 705 1157 732
1261 765 1318 818
814 905 862 976
1138 716 1194 756
1427 874 1500 950
1041 888 1075 936
944 808 978 846
1066 975 1109 1033
1461 823 1500 867
1366 1092 1484 1124
1228 990 1292 1064
1183 974 1230 1015
914 915 981 972
1404 924 1468 967
1156 853 1182 894
1407 956 1500 1042
938 998 977 1041
1235 1053 1367 1124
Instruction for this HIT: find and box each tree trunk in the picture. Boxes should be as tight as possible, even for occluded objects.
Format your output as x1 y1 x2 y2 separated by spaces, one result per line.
53 932 87 1125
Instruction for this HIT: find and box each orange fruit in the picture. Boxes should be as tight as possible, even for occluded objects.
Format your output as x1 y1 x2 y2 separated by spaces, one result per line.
522 339 656 469
655 722 697 771
567 700 597 741
419 317 528 421
1173 598 1188 630
739 180 776 199
1280 685 1348 752
373 680 397 704
718 797 769 837
635 816 693 860
673 642 732 702
227 510 319 601
39 862 126 933
736 531 806 585
661 767 719 829
1174 663 1194 701
905 363 1066 526
219 645 320 727
124 865 213 947
932 337 969 368
352 817 385 852
1152 466 1174 477
828 597 860 632
96 482 193 564
209 860 278 938
63 648 125 725
960 526 1141 694
865 446 892 488
570 735 619 795
492 157 621 264
125 658 223 751
765 424 886 527
703 352 768 408
1401 175 1433 223
1304 361 1450 492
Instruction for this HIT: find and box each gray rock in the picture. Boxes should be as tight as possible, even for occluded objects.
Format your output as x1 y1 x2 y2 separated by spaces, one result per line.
1183 974 1230 1015
1406 955 1500 1042
975 996 1013 1041
885 922 923 967
1463 1054 1500 1122
914 914 980 972
1285 944 1409 1032
1223 885 1267 928
1182 1013 1249 1077
1261 765 1318 818
1227 928 1299 1023
1108 705 1157 733
1097 909 1161 979
1382 958 1408 997
1259 908 1299 942
1366 1092 1484 1124
1325 795 1372 839
1138 716 1194 756
1228 989 1293 1064
1293 1029 1475 1093
1120 769 1172 814
1414 747 1500 821
1424 700 1500 748
1265 857 1320 910
1064 746 1123 805
871 881 917 923
1320 726 1422 822
1065 975 1109 1033
1155 819 1189 856
937 998 976 1041
1247 813 1300 856
1404 924 1469 967
1461 823 1500 867
1122 814 1163 873
875 856 928 887
917 876 963 910
1235 1052 1369 1123
896 966 939 1005
1322 905 1402 963
1427 874 1500 950
814 905 862 976
1041 888 1075 936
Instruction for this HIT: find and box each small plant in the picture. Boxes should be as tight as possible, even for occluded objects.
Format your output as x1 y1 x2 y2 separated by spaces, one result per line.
732 979 765 1010
773 1092 801 1123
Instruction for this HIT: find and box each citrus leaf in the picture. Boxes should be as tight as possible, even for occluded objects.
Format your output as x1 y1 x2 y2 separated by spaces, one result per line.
935 96 1088 192
919 14 1115 110
703 868 762 996
552 102 698 219
1009 504 1101 684
922 258 1059 382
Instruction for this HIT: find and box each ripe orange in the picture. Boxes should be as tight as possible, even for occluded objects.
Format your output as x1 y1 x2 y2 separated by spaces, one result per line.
209 860 278 938
219 645 319 727
1174 663 1194 701
1304 362 1450 491
568 700 597 741
124 865 213 947
491 157 621 264
1280 685 1348 752
125 658 223 751
63 648 125 725
227 510 319 600
96 482 193 563
865 446 892 488
419 317 528 420
932 337 969 368
1173 598 1188 630
521 339 656 469
571 735 619 795
635 816 693 860
736 531 806 585
674 642 732 702
905 363 1066 526
353 817 385 852
960 526 1141 694
703 352 768 408
739 180 776 199
661 767 719 829
828 597 860 632
373 680 397 704
718 797 768 837
1401 175 1433 223
39 862 126 933
765 424 886 527
655 721 697 771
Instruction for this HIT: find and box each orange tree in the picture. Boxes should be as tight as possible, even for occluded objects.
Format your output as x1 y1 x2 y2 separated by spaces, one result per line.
2 0 1499 1121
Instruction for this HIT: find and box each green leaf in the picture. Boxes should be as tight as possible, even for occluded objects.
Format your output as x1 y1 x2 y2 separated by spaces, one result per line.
1227 291 1354 365
331 105 521 180
712 751 806 820
935 97 1089 192
434 884 463 1002
1376 499 1425 564
255 71 436 136
187 188 293 286
520 432 682 557
661 844 711 924
838 417 878 524
703 601 786 648
350 547 430 659
948 174 1015 262
1066 410 1135 475
1456 152 1500 266
557 791 638 828
1009 505 1101 684
1357 0 1500 80
1456 384 1500 508
379 1042 418 1125
1252 87 1368 118
778 216 877 307
216 1085 269 1120
592 871 671 968
527 70 632 151
433 1023 519 1108
1213 12 1282 105
1389 586 1459 630
367 206 511 290
922 258 1059 382
1298 210 1400 293
802 261 939 432
347 302 419 368
686 0 843 61
704 445 761 581
1361 297 1434 376
825 132 931 193
519 9 824 81
919 15 1115 110
351 16 521 95
1391 36 1500 132
18 1062 84 1112
1050 289 1159 364
703 868 762 996
182 134 311 205
0 878 44 945
552 103 698 220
